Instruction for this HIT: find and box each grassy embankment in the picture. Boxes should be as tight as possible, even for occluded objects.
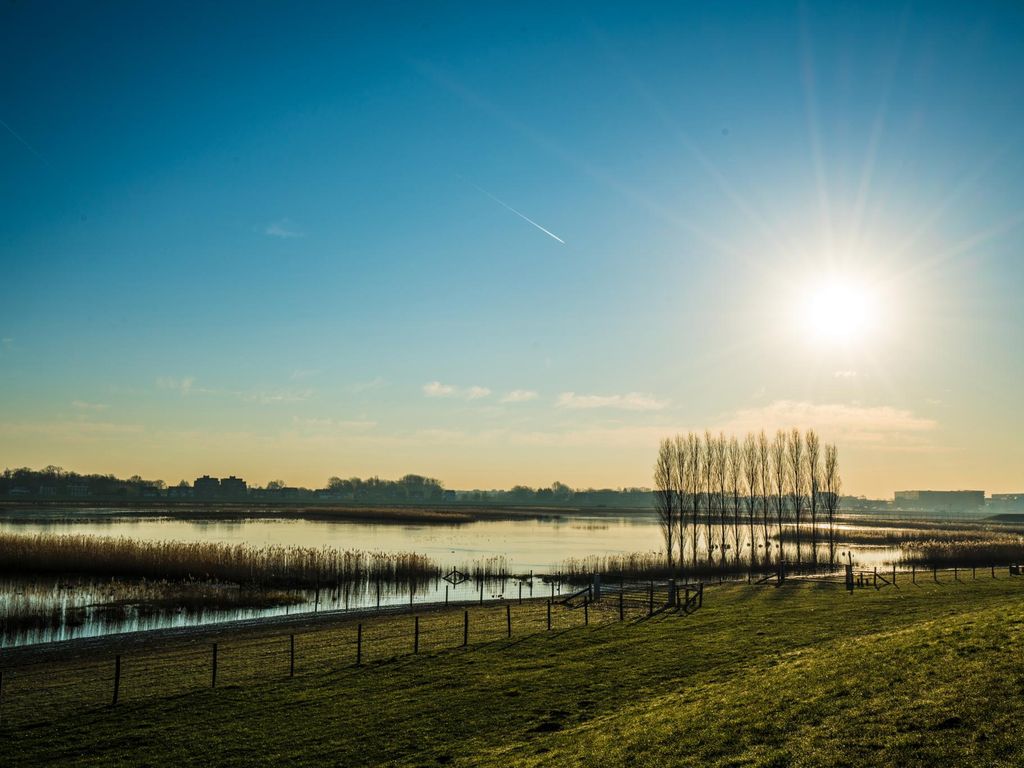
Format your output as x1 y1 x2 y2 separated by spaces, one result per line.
4 574 1024 766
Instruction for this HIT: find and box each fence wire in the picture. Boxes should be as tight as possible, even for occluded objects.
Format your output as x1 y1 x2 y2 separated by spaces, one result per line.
0 589 683 727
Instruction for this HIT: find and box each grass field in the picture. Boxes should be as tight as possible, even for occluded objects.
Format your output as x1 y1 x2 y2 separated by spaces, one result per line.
4 575 1024 766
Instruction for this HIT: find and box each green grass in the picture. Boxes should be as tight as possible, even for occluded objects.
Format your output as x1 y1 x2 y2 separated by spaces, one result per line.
4 577 1024 766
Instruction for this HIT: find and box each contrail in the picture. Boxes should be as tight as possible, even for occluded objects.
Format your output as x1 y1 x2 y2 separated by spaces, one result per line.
0 117 52 169
461 177 565 244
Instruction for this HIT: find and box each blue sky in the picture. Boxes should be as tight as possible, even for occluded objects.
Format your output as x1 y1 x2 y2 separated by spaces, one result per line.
2 2 1023 495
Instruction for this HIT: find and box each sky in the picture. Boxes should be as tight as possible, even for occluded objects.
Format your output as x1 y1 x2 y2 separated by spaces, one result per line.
1 2 1023 497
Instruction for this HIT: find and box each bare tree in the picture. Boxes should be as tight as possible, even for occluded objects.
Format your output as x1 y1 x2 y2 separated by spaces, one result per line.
672 434 689 573
702 430 716 562
686 432 702 567
742 433 760 568
787 428 806 566
805 429 821 566
727 436 742 564
654 438 675 570
714 433 728 562
770 430 789 574
757 430 772 564
823 443 842 563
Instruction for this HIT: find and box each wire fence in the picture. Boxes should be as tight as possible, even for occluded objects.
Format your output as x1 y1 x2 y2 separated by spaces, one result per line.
0 582 690 728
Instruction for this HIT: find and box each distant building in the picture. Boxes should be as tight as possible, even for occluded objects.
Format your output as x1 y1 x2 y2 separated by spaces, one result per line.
193 475 247 499
167 485 194 499
990 493 1024 512
67 482 90 497
194 475 221 499
894 490 984 513
139 484 161 498
219 476 247 498
442 490 457 502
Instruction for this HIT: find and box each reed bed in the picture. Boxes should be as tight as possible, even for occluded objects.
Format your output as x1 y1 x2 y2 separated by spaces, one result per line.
557 552 796 583
835 526 1013 546
899 538 1024 568
0 531 441 588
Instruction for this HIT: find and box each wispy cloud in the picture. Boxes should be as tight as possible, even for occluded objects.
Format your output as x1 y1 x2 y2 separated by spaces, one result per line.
157 377 312 405
72 400 109 411
243 389 313 405
500 389 539 403
290 369 319 381
833 370 858 379
423 381 457 397
292 416 377 432
349 376 387 393
0 420 143 441
717 400 938 448
422 381 491 400
556 391 669 411
265 219 304 239
156 376 196 395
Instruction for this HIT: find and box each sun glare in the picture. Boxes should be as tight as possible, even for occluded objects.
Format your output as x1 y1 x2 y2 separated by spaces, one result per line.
799 276 877 346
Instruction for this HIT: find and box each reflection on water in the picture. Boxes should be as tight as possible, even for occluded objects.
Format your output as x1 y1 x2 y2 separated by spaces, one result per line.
0 573 540 648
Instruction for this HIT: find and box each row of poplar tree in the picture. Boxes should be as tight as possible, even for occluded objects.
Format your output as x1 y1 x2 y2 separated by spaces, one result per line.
653 428 842 572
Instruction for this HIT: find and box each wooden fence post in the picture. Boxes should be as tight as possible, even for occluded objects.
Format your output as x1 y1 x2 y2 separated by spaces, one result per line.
376 581 381 611
648 583 654 616
445 585 448 605
619 590 624 621
289 634 295 677
414 616 420 653
112 655 121 706
584 599 589 626
211 643 218 688
954 566 958 581
912 564 916 584
698 583 703 608
992 564 996 578
892 565 897 586
873 567 878 590
506 604 512 638
518 582 522 605
546 600 551 631
356 624 362 666
463 610 469 647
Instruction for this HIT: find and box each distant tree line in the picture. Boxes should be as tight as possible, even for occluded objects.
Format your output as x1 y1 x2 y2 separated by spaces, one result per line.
459 483 651 507
653 429 841 573
2 466 652 508
325 474 446 502
0 466 166 498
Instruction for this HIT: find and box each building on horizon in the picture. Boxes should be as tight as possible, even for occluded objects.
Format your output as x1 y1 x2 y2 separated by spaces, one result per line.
219 476 247 498
193 474 248 499
193 475 221 499
893 490 984 514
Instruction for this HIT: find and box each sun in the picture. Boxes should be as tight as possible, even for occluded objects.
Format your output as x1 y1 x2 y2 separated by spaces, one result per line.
799 275 877 346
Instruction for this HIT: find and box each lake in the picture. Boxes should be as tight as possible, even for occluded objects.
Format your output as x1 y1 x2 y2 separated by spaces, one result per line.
0 508 900 646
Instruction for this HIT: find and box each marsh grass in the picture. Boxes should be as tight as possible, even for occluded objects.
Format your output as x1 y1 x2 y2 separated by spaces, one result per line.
900 537 1024 568
0 531 441 588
